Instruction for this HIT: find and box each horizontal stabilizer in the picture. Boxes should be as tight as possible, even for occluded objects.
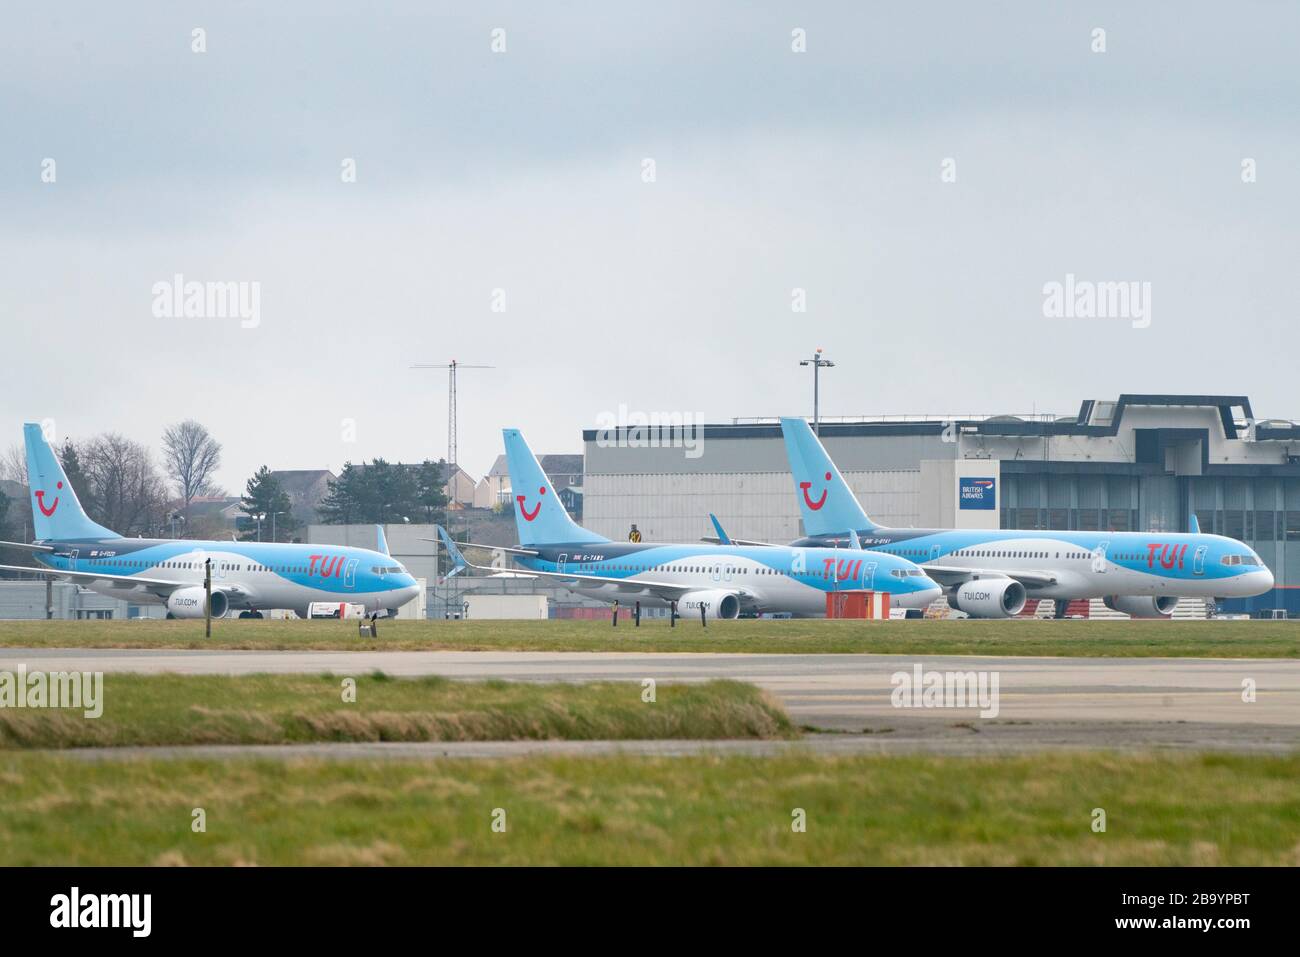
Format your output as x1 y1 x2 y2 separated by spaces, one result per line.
0 541 55 552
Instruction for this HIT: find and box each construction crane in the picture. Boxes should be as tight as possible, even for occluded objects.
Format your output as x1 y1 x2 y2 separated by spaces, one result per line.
410 360 494 469
410 360 494 617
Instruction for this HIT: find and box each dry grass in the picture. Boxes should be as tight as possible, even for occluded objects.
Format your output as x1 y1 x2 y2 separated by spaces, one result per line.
0 673 794 748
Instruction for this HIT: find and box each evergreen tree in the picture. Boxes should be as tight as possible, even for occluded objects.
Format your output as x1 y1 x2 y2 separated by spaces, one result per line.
239 466 298 542
318 459 437 525
58 439 93 517
417 459 450 523
317 462 366 524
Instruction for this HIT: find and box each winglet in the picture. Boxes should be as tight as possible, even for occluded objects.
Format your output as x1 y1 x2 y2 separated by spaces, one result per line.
1189 514 1200 534
435 525 467 578
847 528 862 550
376 524 390 556
709 513 733 545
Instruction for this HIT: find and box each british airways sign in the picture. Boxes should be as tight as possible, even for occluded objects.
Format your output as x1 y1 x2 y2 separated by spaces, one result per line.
959 477 996 510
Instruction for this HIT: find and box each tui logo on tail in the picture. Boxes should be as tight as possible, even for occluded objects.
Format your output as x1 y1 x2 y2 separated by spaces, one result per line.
799 472 831 511
517 486 545 522
35 482 62 517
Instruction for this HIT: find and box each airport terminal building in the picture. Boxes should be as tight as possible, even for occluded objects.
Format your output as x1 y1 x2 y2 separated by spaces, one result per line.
582 395 1300 615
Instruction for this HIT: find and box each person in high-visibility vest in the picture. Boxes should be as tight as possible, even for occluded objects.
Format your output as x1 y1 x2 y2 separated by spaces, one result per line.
628 524 642 543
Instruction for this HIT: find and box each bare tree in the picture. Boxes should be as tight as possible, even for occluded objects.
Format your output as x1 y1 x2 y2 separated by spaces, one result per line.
0 444 26 485
161 420 222 518
80 434 169 536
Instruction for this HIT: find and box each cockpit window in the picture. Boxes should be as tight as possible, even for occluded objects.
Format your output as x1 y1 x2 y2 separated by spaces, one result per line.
1221 555 1260 567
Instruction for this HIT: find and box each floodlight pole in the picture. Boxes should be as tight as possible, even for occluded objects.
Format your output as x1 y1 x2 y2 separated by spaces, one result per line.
799 349 835 435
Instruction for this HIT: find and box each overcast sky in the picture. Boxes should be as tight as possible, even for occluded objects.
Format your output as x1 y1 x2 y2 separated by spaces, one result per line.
2 2 1296 493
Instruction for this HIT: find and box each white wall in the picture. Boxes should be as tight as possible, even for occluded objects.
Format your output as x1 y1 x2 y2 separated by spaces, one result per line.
584 469 921 542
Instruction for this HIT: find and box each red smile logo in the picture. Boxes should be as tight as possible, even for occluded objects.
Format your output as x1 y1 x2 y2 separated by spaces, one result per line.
799 472 831 511
35 481 62 517
517 485 546 522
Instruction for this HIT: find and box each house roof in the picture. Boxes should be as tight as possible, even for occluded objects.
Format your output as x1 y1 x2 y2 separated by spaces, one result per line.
179 496 243 519
270 469 336 494
0 479 27 501
483 453 583 488
539 454 583 489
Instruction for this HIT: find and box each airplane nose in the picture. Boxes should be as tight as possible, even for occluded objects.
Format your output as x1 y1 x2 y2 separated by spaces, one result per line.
1255 567 1275 594
898 584 942 609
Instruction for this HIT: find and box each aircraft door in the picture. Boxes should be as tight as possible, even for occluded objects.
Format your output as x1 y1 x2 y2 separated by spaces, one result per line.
344 559 358 589
557 554 566 574
1193 545 1208 576
1091 541 1110 574
862 562 877 590
67 549 78 571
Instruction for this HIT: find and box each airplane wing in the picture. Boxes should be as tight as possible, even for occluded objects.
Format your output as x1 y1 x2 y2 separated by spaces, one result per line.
421 538 540 557
921 564 1059 588
501 564 705 600
0 541 55 553
699 536 781 547
0 564 251 601
450 555 728 603
431 524 745 604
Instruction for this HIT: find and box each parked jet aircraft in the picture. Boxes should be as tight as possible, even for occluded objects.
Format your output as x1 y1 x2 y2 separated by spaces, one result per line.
774 417 1274 618
0 424 421 619
438 428 943 618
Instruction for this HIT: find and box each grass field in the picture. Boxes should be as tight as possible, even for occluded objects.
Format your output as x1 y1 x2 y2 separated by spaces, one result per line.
0 675 792 748
0 616 1295 657
2 751 1296 865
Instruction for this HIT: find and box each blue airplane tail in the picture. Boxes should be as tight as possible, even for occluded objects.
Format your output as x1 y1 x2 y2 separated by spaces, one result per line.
434 525 467 578
779 417 878 537
23 423 120 541
502 429 607 548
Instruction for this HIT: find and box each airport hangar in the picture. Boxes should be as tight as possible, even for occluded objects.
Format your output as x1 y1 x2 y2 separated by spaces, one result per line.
581 394 1300 617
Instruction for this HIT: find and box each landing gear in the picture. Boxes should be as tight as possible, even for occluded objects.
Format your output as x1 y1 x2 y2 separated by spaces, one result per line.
238 610 265 619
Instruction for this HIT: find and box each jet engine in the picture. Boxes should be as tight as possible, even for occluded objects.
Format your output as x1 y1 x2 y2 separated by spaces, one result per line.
1103 595 1178 619
678 590 741 620
950 579 1027 619
167 586 228 619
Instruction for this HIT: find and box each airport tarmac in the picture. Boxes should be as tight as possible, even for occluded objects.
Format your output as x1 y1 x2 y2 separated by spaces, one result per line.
5 648 1297 753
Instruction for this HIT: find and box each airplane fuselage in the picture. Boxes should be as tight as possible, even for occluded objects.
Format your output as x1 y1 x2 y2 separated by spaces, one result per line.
789 527 1272 601
518 540 942 615
32 536 421 616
